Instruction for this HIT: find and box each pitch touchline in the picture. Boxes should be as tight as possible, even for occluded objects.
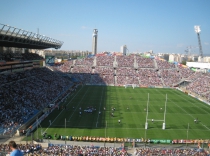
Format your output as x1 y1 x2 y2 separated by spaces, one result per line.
173 90 210 115
51 125 210 131
43 86 84 133
171 90 210 130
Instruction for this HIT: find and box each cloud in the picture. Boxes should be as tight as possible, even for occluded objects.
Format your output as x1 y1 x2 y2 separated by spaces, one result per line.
204 42 209 45
81 26 88 29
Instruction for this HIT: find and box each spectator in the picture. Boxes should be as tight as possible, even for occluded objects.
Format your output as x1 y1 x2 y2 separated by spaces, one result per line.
8 141 23 156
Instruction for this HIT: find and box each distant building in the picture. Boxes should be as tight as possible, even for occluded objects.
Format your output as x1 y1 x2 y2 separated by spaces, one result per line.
203 57 210 63
121 45 127 55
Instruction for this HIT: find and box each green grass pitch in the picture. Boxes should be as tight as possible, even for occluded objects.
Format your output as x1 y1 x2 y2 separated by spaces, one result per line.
35 86 210 140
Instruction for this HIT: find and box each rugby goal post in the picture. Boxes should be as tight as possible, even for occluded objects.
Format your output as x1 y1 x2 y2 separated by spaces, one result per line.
145 93 167 130
125 84 136 89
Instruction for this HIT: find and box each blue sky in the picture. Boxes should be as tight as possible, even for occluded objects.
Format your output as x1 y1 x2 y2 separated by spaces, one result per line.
0 0 210 55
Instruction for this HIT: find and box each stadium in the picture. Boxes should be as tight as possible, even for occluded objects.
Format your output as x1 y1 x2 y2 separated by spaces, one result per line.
0 23 210 155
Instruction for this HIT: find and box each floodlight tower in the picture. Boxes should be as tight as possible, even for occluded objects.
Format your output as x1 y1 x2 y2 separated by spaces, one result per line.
194 26 203 58
92 29 98 55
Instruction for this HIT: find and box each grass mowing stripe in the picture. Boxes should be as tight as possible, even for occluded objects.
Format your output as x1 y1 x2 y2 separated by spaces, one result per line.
43 86 84 133
96 86 105 128
33 86 210 140
68 86 91 122
173 90 210 114
155 88 210 131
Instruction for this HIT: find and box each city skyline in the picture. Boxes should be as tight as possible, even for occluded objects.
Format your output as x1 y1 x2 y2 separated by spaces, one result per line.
0 0 210 55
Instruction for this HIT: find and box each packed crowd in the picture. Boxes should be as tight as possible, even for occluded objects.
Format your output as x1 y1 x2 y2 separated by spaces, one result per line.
0 68 73 135
186 73 210 102
138 69 163 86
116 55 134 67
14 54 206 103
0 143 42 155
116 76 127 85
203 92 210 102
71 66 92 73
71 73 91 84
156 59 176 69
116 67 137 76
1 51 44 61
136 56 155 68
75 58 94 66
96 55 114 66
94 67 114 75
45 144 128 156
91 74 106 85
0 143 128 156
160 69 182 86
91 74 114 85
101 75 115 85
177 65 195 78
56 60 73 73
133 147 209 156
186 72 203 81
21 52 44 61
126 76 139 84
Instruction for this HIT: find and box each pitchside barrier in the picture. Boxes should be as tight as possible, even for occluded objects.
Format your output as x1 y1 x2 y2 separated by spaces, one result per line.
34 134 210 145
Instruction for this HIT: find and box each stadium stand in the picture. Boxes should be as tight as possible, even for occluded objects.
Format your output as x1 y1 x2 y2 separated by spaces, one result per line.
177 65 195 79
71 66 92 74
186 73 210 102
75 58 94 66
116 67 136 76
156 59 176 69
136 55 155 68
0 68 73 136
1 51 210 156
160 69 182 86
71 73 91 84
116 55 134 67
0 143 129 156
1 51 43 61
133 147 209 155
138 69 163 86
96 55 114 67
94 66 114 75
52 55 209 96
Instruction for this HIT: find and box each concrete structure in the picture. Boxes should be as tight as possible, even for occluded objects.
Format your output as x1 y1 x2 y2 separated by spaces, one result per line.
187 62 210 71
194 25 203 58
92 29 98 55
121 45 127 55
0 23 63 49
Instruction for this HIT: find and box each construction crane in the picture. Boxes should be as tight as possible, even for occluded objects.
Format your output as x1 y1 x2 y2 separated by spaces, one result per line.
185 46 197 58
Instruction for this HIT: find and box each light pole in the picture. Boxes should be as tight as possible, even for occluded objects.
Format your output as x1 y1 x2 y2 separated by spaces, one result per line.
186 123 189 148
65 118 66 144
104 121 107 147
194 25 203 60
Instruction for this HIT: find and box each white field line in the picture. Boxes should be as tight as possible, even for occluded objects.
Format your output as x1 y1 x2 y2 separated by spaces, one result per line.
67 87 91 122
173 89 210 114
155 89 210 131
172 90 210 130
43 86 84 133
96 87 105 127
51 124 210 131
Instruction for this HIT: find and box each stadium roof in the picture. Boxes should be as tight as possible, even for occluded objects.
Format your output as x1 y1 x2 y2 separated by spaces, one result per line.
0 23 63 49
